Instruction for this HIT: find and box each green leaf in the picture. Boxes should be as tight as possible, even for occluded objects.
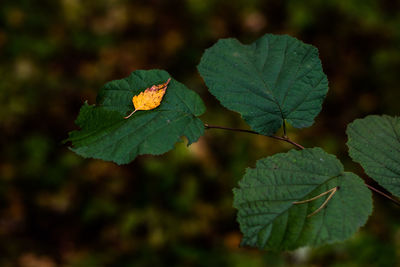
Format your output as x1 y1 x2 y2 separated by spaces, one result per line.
233 148 372 251
198 34 329 135
66 69 205 165
347 115 400 197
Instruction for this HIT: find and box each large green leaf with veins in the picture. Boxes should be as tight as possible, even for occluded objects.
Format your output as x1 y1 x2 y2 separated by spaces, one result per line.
233 148 372 251
347 115 400 197
198 34 329 135
66 69 205 165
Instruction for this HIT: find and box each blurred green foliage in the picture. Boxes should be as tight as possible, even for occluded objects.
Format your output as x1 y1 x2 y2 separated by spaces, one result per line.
1 0 400 266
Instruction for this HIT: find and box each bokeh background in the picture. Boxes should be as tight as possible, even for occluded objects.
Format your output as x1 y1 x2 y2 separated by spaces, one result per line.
1 0 400 266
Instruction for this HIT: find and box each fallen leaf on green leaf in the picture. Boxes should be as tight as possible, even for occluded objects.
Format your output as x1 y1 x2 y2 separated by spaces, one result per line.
125 78 171 119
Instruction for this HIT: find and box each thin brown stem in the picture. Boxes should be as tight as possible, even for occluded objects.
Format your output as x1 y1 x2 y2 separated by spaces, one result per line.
124 109 137 119
307 187 338 217
366 184 400 207
293 187 339 217
293 187 337 204
282 120 287 138
204 123 400 207
204 124 304 150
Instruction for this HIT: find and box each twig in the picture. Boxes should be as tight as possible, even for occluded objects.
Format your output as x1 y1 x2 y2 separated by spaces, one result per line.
204 123 400 207
365 184 400 207
204 124 304 150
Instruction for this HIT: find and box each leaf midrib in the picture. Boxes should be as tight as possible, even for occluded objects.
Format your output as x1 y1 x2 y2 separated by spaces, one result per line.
247 39 285 121
72 108 194 147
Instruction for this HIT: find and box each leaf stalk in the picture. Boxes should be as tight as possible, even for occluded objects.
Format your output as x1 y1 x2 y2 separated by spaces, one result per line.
365 183 400 207
204 124 304 150
204 123 400 207
124 109 137 119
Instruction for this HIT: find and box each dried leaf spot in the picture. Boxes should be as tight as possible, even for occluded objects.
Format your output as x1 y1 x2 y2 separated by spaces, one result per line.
125 78 171 119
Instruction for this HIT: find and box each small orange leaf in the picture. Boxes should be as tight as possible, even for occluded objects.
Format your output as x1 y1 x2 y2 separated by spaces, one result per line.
124 78 171 119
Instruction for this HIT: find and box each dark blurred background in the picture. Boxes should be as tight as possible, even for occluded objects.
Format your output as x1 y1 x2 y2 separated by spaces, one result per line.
1 0 400 266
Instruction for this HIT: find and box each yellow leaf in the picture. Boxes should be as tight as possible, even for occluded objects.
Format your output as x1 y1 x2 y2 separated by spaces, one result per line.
124 78 171 119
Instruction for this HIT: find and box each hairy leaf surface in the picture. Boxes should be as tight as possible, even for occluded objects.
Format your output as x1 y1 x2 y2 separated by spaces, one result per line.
66 70 205 165
233 148 372 250
347 115 400 197
198 34 329 135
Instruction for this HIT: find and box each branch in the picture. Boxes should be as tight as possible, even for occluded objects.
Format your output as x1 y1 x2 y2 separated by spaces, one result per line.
204 124 304 150
365 183 400 207
204 123 400 207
